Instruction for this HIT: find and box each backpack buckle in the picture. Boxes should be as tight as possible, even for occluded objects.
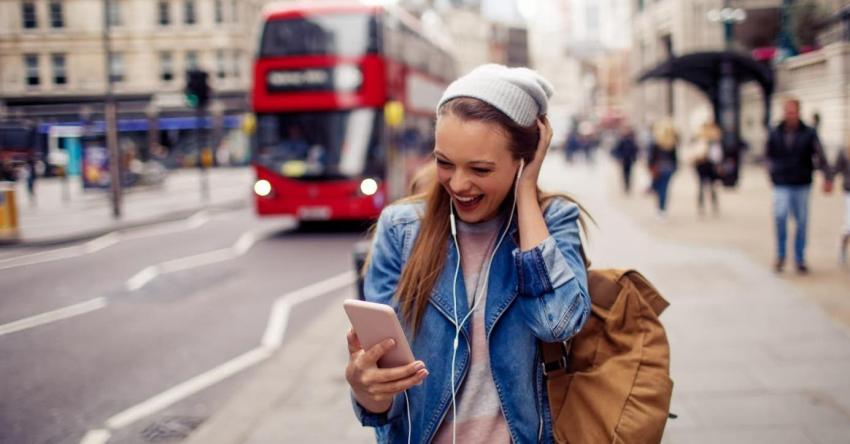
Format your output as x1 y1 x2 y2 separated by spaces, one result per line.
542 356 568 376
542 342 570 376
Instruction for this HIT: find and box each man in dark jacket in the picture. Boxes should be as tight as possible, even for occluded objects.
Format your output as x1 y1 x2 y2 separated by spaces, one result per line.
766 98 832 273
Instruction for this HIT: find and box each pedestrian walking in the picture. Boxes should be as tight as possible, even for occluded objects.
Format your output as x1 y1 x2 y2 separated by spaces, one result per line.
765 97 833 273
686 121 722 215
612 126 639 194
648 118 679 219
346 64 590 444
564 127 581 163
833 141 850 265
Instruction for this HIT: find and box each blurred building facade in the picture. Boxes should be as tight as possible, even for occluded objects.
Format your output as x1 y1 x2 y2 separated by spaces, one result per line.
630 0 726 143
524 0 632 144
440 3 529 73
0 0 258 124
631 0 850 155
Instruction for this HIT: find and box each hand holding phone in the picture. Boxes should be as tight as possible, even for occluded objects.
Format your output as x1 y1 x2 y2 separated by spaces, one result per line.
344 299 415 367
344 300 428 414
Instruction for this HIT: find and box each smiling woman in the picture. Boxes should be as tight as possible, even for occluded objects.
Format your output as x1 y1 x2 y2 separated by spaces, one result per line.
347 64 591 444
433 100 535 224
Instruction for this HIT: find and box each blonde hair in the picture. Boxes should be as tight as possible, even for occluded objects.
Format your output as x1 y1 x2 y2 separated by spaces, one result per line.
698 121 721 142
407 162 436 196
653 118 678 151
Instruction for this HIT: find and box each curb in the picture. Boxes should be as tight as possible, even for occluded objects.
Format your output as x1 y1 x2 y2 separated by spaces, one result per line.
183 293 348 444
0 198 248 248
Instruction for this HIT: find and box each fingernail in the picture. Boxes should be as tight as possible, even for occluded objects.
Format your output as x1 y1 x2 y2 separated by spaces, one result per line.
414 362 425 371
387 339 395 346
420 369 429 377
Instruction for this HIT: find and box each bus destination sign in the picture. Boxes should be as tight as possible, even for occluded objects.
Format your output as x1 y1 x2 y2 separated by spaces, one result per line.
265 66 362 93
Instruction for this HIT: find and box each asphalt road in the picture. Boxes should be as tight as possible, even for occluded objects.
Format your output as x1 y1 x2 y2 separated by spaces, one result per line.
0 209 369 444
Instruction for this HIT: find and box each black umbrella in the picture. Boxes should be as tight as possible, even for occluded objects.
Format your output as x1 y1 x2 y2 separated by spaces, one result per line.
637 51 774 126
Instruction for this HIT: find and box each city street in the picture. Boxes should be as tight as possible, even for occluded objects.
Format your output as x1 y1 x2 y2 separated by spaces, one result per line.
3 0 850 443
0 184 369 443
2 158 849 444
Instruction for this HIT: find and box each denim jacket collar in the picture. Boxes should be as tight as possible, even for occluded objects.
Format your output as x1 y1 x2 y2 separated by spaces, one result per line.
427 219 520 341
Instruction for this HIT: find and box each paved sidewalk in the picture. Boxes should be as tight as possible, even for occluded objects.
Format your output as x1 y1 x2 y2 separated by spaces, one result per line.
184 158 850 444
605 158 850 329
0 167 253 246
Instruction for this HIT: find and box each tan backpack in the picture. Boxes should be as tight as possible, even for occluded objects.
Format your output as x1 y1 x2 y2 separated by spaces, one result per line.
540 269 673 444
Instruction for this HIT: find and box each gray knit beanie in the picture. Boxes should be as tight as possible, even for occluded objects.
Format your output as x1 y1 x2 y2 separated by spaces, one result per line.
437 64 554 127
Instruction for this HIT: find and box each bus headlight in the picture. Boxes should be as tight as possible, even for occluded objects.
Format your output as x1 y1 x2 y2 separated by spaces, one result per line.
359 178 378 196
254 179 273 197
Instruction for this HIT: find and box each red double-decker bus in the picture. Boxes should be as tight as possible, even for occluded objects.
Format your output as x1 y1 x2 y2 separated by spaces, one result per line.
251 3 455 221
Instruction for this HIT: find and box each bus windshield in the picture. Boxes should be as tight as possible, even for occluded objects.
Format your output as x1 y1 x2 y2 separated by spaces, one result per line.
259 14 379 58
255 109 384 180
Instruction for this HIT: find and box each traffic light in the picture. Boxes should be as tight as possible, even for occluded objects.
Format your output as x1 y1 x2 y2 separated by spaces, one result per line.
185 69 210 109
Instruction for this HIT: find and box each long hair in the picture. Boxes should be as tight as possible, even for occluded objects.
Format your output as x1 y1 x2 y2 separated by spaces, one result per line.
389 98 590 335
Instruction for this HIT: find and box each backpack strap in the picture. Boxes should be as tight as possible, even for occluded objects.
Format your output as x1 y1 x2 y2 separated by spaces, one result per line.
622 270 669 316
587 269 623 310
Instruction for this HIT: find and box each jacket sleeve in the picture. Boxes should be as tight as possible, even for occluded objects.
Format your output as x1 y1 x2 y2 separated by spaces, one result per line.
765 130 778 160
512 199 590 343
351 208 407 427
363 209 404 306
812 133 833 179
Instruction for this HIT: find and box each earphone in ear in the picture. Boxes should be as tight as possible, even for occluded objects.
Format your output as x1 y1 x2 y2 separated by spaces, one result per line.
449 202 457 237
517 158 525 182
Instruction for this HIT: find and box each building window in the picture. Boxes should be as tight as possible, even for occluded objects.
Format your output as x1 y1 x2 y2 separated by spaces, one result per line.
184 0 196 25
107 1 122 27
216 50 226 78
160 52 174 81
231 50 239 79
230 0 237 23
25 54 40 87
158 1 170 25
52 53 67 85
186 50 198 71
214 0 223 23
22 2 38 29
49 1 64 28
109 53 124 83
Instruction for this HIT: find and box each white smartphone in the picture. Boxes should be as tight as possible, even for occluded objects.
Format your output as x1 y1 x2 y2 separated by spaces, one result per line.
344 299 415 368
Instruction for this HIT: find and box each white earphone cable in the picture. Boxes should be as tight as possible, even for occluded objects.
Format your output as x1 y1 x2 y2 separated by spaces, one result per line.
448 159 524 444
404 390 412 444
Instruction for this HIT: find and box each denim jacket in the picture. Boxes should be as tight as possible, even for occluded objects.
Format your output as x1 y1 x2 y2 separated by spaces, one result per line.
353 197 590 443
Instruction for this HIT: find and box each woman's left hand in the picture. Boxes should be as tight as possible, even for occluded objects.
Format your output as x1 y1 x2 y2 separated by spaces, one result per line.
519 118 552 190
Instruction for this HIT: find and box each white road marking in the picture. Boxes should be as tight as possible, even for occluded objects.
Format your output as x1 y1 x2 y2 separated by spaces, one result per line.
105 347 273 430
1 222 281 336
0 297 107 337
122 211 211 241
83 233 120 254
232 231 256 256
0 243 87 271
158 248 235 274
124 229 264 292
0 211 212 271
124 266 160 292
80 270 357 441
262 271 356 348
78 429 111 444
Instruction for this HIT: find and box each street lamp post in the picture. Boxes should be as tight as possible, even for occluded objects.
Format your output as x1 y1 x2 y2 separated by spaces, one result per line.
708 1 747 186
777 0 799 60
102 0 122 218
